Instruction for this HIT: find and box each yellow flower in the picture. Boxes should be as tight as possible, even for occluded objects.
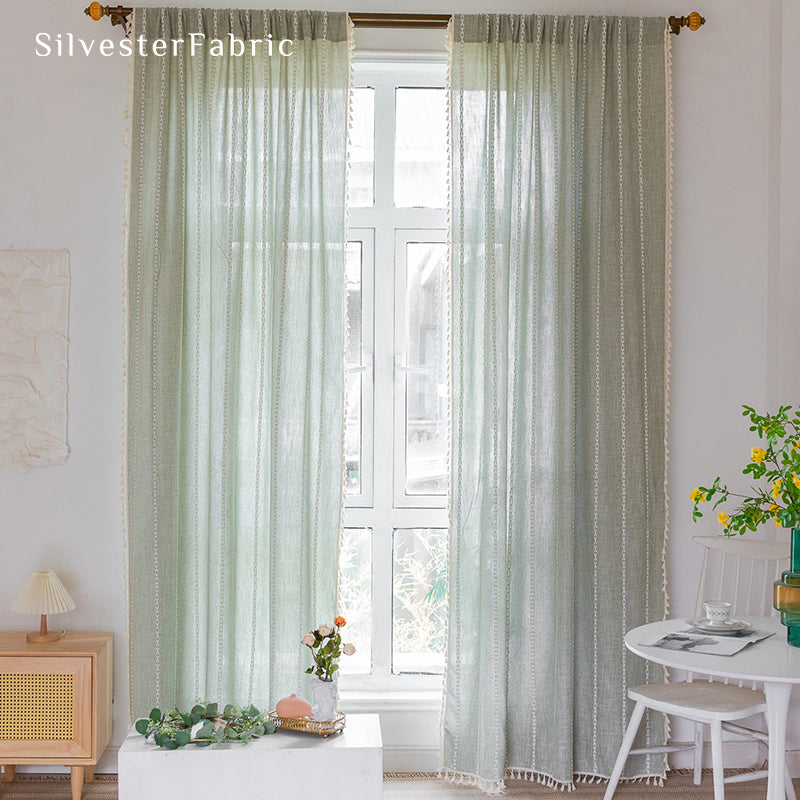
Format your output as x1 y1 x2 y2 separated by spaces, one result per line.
689 487 706 502
717 512 731 527
751 447 767 464
793 473 800 490
774 516 783 526
769 503 779 513
772 479 783 499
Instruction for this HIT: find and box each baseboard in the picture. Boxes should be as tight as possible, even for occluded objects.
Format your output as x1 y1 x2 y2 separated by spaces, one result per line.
381 745 440 773
670 739 800 777
12 742 800 779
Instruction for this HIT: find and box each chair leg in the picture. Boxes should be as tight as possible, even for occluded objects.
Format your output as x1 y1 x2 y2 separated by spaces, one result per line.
603 701 647 800
709 719 725 800
693 721 704 785
785 762 797 800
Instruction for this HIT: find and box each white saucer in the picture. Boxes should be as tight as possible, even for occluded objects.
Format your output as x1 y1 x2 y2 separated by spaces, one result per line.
685 617 754 635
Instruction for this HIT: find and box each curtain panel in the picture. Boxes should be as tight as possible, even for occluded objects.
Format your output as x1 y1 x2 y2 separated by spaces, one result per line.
444 14 671 792
127 8 351 716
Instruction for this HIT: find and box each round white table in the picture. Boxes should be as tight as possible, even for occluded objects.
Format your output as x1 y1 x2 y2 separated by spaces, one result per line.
626 617 800 800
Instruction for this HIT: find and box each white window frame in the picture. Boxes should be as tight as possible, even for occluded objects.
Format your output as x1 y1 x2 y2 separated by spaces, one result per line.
340 56 449 695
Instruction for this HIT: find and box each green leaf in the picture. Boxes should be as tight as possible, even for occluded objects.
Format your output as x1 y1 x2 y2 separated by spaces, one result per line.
264 721 276 734
223 704 236 716
164 738 179 750
180 713 193 727
191 705 205 717
206 702 218 716
175 730 191 747
195 740 212 747
135 718 150 735
149 708 162 723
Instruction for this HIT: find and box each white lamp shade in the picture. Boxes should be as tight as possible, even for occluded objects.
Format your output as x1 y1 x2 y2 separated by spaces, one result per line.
11 570 76 616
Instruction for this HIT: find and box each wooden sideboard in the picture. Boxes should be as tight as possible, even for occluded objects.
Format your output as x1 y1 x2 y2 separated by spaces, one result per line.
0 632 113 800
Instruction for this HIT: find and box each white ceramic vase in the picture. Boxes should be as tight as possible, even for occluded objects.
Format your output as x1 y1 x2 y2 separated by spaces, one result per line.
311 676 338 721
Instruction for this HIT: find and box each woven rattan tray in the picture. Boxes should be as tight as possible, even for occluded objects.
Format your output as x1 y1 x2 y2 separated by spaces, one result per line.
268 711 346 738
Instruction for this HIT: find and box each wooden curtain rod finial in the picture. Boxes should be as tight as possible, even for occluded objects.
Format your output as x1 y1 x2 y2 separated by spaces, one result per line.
84 2 131 28
668 11 706 35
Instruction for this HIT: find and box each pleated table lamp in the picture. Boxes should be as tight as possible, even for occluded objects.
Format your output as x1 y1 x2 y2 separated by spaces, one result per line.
11 570 76 643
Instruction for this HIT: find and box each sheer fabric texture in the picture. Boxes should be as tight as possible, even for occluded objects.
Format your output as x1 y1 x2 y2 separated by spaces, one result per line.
127 8 351 715
444 14 670 792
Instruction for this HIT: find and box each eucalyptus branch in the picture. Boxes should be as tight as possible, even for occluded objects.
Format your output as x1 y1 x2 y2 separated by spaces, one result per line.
134 703 275 749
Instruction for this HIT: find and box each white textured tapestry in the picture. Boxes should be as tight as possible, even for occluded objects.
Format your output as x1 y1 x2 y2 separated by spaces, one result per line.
0 249 70 471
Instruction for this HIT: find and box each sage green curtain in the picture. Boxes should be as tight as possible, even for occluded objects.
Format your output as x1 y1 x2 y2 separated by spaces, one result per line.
127 8 351 716
444 14 670 792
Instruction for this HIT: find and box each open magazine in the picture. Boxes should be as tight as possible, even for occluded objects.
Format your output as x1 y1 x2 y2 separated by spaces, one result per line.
639 627 775 657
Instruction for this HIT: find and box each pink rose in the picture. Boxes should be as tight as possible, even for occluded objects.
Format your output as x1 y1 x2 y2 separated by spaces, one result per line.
342 643 356 656
301 634 315 646
318 624 333 637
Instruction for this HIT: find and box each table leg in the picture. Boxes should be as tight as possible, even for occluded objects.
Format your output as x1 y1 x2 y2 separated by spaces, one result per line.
764 682 793 800
71 766 85 800
85 765 95 783
3 765 15 782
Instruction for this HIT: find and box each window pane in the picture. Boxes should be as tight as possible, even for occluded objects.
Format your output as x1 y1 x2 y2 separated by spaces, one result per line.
338 527 372 675
392 528 447 674
349 88 375 207
394 88 447 208
345 242 362 495
405 242 447 495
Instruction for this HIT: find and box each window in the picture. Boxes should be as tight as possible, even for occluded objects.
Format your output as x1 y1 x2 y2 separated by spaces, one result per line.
338 59 448 690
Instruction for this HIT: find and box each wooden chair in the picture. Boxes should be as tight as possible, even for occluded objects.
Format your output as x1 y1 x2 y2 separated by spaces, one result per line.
603 535 796 800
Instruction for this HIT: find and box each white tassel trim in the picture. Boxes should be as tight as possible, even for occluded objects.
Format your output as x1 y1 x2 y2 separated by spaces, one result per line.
439 769 506 796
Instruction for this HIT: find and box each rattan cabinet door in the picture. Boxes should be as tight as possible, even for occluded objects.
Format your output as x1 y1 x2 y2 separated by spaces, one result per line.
0 657 92 759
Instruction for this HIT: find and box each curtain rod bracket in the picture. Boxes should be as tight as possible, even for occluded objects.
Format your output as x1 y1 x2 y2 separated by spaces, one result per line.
668 12 706 35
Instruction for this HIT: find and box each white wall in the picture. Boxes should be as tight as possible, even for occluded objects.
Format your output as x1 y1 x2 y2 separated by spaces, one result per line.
0 0 796 774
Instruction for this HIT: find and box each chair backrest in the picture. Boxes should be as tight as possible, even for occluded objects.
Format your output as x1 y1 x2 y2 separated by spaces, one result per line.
692 535 790 619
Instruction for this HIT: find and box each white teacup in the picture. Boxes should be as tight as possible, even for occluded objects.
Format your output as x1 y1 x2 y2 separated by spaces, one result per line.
703 600 734 625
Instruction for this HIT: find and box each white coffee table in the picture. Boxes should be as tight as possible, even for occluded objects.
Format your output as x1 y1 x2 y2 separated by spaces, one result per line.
626 617 800 800
119 712 382 800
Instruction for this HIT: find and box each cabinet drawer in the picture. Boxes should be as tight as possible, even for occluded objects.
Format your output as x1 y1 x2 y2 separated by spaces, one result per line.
0 657 92 759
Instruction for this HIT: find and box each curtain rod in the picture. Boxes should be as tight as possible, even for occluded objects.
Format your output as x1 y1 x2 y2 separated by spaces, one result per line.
83 4 705 35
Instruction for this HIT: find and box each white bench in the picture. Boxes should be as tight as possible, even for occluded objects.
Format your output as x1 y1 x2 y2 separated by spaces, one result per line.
118 713 383 800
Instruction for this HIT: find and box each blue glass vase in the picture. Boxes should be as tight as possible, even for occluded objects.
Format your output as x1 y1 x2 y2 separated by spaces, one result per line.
774 527 800 647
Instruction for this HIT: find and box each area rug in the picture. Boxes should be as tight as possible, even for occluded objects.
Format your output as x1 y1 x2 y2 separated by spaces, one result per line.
383 770 787 798
0 771 792 799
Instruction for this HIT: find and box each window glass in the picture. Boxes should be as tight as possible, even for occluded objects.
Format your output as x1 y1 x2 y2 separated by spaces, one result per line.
345 242 363 495
404 242 447 495
338 527 372 675
394 88 447 208
349 88 375 207
392 527 447 674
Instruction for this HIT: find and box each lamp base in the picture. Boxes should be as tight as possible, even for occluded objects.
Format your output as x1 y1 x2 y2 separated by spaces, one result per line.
26 631 62 643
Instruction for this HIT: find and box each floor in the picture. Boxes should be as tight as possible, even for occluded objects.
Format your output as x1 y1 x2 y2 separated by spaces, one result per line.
0 771 793 799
